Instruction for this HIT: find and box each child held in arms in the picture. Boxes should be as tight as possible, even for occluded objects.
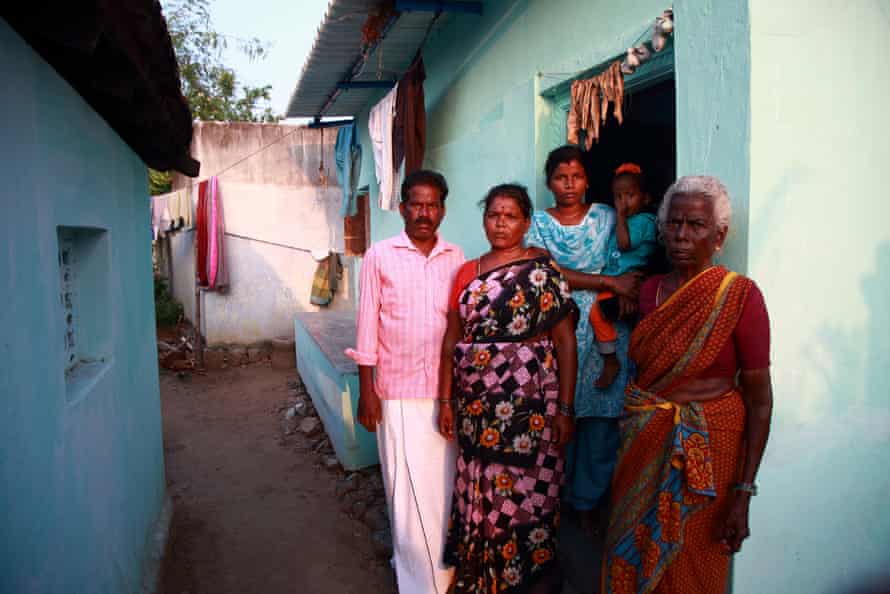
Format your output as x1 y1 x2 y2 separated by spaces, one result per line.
590 163 658 388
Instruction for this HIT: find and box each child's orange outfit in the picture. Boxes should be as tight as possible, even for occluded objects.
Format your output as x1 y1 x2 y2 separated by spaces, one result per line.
589 290 618 346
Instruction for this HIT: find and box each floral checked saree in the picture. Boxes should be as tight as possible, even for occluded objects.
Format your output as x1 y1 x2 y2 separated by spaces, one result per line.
444 256 576 593
603 266 753 594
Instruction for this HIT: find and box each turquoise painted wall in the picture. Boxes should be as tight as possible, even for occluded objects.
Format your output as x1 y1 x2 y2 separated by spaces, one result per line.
0 21 167 593
347 1 890 589
673 0 750 274
738 3 890 592
355 0 668 257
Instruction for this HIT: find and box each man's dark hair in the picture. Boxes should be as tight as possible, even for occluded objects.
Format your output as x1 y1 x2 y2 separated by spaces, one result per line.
479 184 533 219
544 145 586 182
400 170 449 203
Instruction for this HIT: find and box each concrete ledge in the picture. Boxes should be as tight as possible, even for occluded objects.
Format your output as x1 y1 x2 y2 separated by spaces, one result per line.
295 312 377 470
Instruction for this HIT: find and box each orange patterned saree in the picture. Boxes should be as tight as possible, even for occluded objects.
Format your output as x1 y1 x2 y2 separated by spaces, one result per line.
602 266 753 594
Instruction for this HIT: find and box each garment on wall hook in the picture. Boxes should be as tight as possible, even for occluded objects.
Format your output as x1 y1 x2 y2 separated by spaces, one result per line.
319 127 329 188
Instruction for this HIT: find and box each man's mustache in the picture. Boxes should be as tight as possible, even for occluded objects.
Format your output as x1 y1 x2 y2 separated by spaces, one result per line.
414 218 434 226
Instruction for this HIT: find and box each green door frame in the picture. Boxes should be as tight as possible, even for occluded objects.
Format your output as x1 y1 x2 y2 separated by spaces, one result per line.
533 42 675 210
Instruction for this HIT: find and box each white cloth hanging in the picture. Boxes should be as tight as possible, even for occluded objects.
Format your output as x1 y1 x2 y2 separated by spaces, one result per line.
368 82 401 211
151 194 172 239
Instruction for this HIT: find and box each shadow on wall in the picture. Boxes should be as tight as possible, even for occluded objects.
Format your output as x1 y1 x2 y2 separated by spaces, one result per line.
202 235 351 346
862 242 890 410
838 571 890 594
801 241 890 417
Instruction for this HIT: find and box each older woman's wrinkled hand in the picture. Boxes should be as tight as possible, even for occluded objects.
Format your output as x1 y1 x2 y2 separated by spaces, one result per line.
551 413 575 448
721 494 751 554
609 271 644 299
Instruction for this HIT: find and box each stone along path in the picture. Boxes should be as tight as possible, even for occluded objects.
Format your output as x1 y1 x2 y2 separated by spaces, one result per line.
159 363 393 594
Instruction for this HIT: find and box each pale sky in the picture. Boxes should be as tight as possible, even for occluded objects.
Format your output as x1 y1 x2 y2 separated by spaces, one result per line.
180 0 331 119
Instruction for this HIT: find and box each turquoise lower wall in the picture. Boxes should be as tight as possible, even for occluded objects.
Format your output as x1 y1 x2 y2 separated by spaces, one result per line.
738 3 890 592
0 21 166 593
294 317 378 470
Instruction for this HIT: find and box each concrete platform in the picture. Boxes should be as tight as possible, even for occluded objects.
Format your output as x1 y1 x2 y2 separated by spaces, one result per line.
294 311 378 470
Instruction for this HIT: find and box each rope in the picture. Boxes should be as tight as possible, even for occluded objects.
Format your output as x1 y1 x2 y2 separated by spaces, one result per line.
175 124 306 190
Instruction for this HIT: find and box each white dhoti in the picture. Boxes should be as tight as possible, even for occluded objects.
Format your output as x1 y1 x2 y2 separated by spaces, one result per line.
377 399 456 594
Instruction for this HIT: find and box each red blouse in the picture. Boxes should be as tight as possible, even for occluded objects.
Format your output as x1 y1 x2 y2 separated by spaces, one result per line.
638 274 771 377
449 260 480 311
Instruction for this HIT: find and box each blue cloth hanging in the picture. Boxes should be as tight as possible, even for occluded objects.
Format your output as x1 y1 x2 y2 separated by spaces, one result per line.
335 122 362 217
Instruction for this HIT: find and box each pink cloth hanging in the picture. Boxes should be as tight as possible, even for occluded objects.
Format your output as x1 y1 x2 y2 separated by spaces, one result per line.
214 179 228 288
208 176 219 288
204 176 228 290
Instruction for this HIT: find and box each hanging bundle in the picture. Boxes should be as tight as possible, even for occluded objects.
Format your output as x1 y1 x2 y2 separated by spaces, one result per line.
318 127 329 188
622 8 674 75
567 61 625 148
361 1 397 47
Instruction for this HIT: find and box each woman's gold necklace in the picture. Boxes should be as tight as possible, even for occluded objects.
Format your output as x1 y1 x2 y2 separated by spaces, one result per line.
480 247 529 274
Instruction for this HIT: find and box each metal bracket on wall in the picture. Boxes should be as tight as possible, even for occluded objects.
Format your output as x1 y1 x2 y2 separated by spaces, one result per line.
308 117 355 129
336 81 397 90
394 1 483 14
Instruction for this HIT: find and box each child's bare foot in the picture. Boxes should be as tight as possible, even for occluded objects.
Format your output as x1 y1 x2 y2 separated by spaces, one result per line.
595 354 620 388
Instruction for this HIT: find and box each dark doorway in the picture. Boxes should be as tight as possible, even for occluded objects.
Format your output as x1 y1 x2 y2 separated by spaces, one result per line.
582 77 676 210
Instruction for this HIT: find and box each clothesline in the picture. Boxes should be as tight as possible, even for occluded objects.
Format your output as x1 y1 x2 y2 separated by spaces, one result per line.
223 232 316 255
176 123 344 191
536 24 651 82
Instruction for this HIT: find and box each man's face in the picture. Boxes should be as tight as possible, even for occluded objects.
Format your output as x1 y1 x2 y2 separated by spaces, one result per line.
399 184 445 242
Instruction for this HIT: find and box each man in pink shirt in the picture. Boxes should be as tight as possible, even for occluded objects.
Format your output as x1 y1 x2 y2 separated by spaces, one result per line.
346 170 465 594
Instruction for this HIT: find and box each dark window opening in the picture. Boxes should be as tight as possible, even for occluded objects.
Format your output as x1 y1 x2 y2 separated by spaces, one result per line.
344 192 370 256
582 77 676 211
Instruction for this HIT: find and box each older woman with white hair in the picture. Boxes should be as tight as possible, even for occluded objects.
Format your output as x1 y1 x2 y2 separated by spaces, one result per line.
602 176 774 594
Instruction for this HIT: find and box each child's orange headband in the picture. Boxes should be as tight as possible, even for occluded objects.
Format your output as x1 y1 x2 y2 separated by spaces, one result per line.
614 163 642 176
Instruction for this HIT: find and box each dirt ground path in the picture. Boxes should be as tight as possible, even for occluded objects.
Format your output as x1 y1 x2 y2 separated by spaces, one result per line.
159 363 392 594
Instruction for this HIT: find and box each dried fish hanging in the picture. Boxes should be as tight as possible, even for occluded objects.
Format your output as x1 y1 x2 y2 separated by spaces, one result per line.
567 6 672 147
566 60 625 149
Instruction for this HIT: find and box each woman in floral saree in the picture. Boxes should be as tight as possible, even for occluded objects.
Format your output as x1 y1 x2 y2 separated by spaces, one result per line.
602 176 774 594
438 184 578 593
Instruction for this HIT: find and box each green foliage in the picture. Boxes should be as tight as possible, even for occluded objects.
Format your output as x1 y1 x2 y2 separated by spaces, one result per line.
149 168 173 196
154 277 184 327
149 0 279 192
164 0 279 123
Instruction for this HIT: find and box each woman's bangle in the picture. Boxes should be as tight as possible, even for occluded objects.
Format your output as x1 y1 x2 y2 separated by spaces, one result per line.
557 401 574 416
733 482 758 496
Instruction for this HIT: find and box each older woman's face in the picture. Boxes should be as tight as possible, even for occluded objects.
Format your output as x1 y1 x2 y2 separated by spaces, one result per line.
547 160 588 207
484 195 530 251
662 193 727 270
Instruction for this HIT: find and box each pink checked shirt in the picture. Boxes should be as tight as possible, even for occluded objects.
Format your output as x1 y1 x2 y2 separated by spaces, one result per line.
346 231 465 400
